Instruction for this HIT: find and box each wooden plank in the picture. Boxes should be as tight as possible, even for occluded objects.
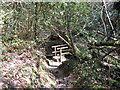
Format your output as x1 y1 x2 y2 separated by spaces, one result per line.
62 52 71 55
52 51 61 53
47 59 62 66
52 44 67 48
52 49 72 53
57 46 68 50
53 56 60 62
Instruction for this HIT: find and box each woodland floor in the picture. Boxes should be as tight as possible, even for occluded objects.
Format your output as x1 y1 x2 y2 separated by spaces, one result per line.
0 49 74 88
1 42 120 89
46 59 74 88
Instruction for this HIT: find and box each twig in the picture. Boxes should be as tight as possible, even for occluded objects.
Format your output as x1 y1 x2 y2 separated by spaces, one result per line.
102 48 118 60
74 23 87 38
101 49 120 61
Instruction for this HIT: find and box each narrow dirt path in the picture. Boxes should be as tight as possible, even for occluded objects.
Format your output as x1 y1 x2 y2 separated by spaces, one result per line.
46 59 74 88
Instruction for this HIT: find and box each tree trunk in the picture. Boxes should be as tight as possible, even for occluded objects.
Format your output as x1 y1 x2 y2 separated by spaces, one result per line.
66 5 76 56
34 2 38 43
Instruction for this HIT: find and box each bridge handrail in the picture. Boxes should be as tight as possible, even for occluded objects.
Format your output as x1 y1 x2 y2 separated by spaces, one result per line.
52 44 71 62
52 49 72 53
52 44 67 48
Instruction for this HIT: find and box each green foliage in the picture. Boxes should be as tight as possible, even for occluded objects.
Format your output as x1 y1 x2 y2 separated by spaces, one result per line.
67 59 107 88
1 2 120 88
77 46 92 59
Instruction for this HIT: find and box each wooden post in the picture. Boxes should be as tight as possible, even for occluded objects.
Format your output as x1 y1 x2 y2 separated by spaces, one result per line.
60 48 62 62
55 47 57 56
52 44 71 62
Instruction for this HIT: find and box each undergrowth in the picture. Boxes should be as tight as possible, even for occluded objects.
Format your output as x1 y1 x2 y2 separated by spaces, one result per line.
60 56 119 89
1 36 56 88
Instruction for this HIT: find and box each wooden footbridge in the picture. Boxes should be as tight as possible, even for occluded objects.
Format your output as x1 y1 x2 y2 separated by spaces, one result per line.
52 44 72 62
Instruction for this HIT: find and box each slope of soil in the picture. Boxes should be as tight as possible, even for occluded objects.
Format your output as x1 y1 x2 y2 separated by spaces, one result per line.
0 50 56 88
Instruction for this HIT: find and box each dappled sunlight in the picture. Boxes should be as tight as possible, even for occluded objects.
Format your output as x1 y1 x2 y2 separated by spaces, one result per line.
1 1 120 89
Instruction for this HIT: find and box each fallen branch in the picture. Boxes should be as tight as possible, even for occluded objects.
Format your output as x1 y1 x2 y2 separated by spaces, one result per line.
94 42 120 47
101 48 120 61
102 48 118 60
51 25 72 48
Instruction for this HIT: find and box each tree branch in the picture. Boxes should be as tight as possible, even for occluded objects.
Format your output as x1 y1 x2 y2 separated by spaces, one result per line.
51 26 72 48
102 48 118 60
94 42 120 47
